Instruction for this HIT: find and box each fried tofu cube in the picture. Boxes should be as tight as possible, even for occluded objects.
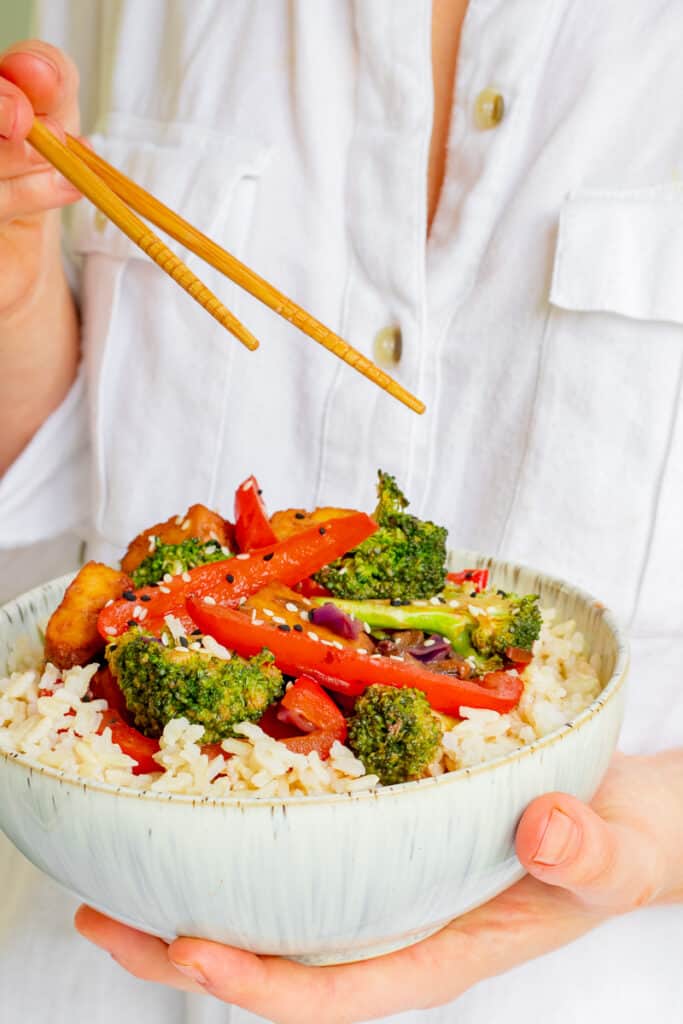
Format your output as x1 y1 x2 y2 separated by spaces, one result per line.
121 504 233 575
44 561 133 669
269 506 355 542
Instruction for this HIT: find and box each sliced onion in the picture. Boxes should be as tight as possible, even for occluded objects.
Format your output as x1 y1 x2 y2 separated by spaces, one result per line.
407 634 453 662
276 706 317 733
309 602 362 640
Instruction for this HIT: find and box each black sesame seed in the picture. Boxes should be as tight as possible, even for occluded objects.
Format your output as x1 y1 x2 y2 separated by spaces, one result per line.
140 594 151 602
497 589 507 598
263 552 274 561
225 573 235 583
464 572 473 580
257 489 263 495
127 620 137 629
390 598 403 606
318 526 326 535
295 512 306 520
277 624 291 632
178 636 189 648
293 623 304 632
122 590 136 601
148 582 159 588
191 628 202 636
470 591 477 598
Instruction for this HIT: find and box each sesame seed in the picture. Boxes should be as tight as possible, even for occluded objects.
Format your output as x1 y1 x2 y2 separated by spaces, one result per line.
104 599 114 608
448 600 460 608
242 479 254 491
252 618 264 626
389 655 404 662
429 596 441 606
423 638 436 647
204 596 217 605
138 608 148 621
163 574 173 583
321 640 335 647
285 602 298 613
127 620 137 629
294 512 306 519
148 534 157 552
181 519 191 530
235 553 250 560
182 572 191 583
263 608 275 617
189 642 201 650
390 598 404 606
140 594 151 602
221 546 231 556
205 545 217 554
299 610 309 621
263 552 274 562
161 634 170 646
370 653 382 659
308 631 320 642
104 627 117 636
318 526 326 535
332 641 344 650
277 624 291 632
363 622 371 633
159 586 171 594
122 590 136 601
238 597 247 606
293 623 303 632
191 628 202 636
272 616 286 625
178 636 189 648
224 573 235 584
132 606 143 619
175 515 184 525
257 488 263 495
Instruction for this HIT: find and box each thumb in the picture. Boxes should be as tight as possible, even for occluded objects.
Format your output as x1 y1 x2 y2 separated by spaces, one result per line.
515 792 663 914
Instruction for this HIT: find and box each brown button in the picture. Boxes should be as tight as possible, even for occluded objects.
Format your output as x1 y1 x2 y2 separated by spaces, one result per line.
373 325 402 368
474 88 505 130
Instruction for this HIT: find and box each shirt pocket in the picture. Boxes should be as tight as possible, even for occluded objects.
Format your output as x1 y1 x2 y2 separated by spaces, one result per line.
69 116 271 550
501 187 683 633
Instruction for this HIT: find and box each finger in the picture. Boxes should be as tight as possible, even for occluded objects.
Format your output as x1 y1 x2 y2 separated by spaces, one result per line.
0 40 80 130
168 925 481 1024
74 906 205 995
516 791 662 912
0 162 81 220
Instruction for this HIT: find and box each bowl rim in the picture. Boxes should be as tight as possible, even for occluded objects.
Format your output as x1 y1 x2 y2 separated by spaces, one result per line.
0 555 629 808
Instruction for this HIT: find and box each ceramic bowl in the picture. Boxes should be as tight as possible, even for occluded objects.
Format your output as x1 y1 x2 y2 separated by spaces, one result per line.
0 554 628 965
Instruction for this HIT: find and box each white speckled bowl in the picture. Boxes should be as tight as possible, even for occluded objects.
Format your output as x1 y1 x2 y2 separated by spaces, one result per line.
0 554 628 965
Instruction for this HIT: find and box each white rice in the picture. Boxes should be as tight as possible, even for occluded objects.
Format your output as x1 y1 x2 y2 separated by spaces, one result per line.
0 609 601 796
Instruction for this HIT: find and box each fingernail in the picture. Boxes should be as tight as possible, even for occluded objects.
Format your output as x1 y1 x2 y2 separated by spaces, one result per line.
171 959 209 986
0 96 15 139
533 808 580 866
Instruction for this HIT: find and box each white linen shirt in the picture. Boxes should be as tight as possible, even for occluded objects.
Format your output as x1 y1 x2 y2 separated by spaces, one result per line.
1 2 682 1022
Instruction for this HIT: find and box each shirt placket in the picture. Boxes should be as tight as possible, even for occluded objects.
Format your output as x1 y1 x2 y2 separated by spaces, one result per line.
315 0 432 511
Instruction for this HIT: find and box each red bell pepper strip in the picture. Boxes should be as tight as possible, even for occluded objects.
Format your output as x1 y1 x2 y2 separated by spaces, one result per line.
447 569 489 592
294 577 331 599
98 512 377 640
234 475 278 551
277 675 347 759
97 709 160 775
187 600 524 716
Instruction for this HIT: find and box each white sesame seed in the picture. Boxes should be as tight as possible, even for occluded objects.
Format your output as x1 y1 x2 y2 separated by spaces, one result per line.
235 553 250 560
104 599 114 608
285 602 299 613
357 648 368 655
308 631 320 642
238 596 247 606
182 572 191 583
104 627 117 636
148 534 157 552
468 604 482 618
332 641 344 650
389 655 404 662
252 618 264 626
132 606 143 619
262 608 275 617
205 545 217 555
159 585 171 594
138 608 148 622
338 566 348 576
161 633 170 646
175 515 185 525
272 616 286 625
423 638 436 647
189 642 202 651
299 610 309 621
429 596 441 606
413 600 428 607
321 640 335 647
363 622 371 633
242 479 254 491
370 653 382 659
221 546 231 556
163 573 173 583
204 596 217 605
448 600 460 608
181 519 191 530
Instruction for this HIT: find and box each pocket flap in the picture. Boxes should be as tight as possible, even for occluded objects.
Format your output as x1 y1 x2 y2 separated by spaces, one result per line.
69 120 270 262
550 186 683 324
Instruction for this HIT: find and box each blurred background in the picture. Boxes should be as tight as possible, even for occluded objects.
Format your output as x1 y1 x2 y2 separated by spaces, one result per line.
0 4 31 50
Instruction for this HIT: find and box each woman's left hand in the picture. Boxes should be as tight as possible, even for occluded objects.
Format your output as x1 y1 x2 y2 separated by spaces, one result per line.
75 750 683 1024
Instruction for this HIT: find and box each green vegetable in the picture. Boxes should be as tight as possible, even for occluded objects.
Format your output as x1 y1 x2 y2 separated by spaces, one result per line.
347 684 443 786
106 629 283 743
132 538 230 588
312 596 473 652
315 471 447 601
465 591 542 660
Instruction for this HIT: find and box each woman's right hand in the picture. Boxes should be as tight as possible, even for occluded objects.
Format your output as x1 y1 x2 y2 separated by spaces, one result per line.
0 39 82 318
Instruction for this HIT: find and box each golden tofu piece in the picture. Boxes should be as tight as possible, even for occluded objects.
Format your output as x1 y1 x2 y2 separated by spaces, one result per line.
121 504 232 575
44 561 133 669
269 506 355 543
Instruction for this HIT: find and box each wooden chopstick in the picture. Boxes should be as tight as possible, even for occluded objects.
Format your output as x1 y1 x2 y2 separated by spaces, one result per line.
27 120 259 352
65 133 426 415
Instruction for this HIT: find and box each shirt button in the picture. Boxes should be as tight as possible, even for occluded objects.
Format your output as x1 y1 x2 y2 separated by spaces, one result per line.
474 88 505 130
373 325 402 368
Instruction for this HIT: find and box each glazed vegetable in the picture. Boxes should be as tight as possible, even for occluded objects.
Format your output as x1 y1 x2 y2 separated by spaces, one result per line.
106 628 284 743
465 592 542 660
277 676 348 758
98 513 378 639
310 597 472 652
315 471 447 601
347 685 442 785
234 475 278 551
187 598 525 715
132 538 230 588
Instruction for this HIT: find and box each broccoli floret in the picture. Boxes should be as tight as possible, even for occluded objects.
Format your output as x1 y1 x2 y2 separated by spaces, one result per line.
347 684 443 786
469 593 542 659
132 538 230 588
315 471 447 601
106 629 283 743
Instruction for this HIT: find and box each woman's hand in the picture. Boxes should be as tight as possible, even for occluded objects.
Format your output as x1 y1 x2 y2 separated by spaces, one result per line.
75 751 683 1024
0 40 83 472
